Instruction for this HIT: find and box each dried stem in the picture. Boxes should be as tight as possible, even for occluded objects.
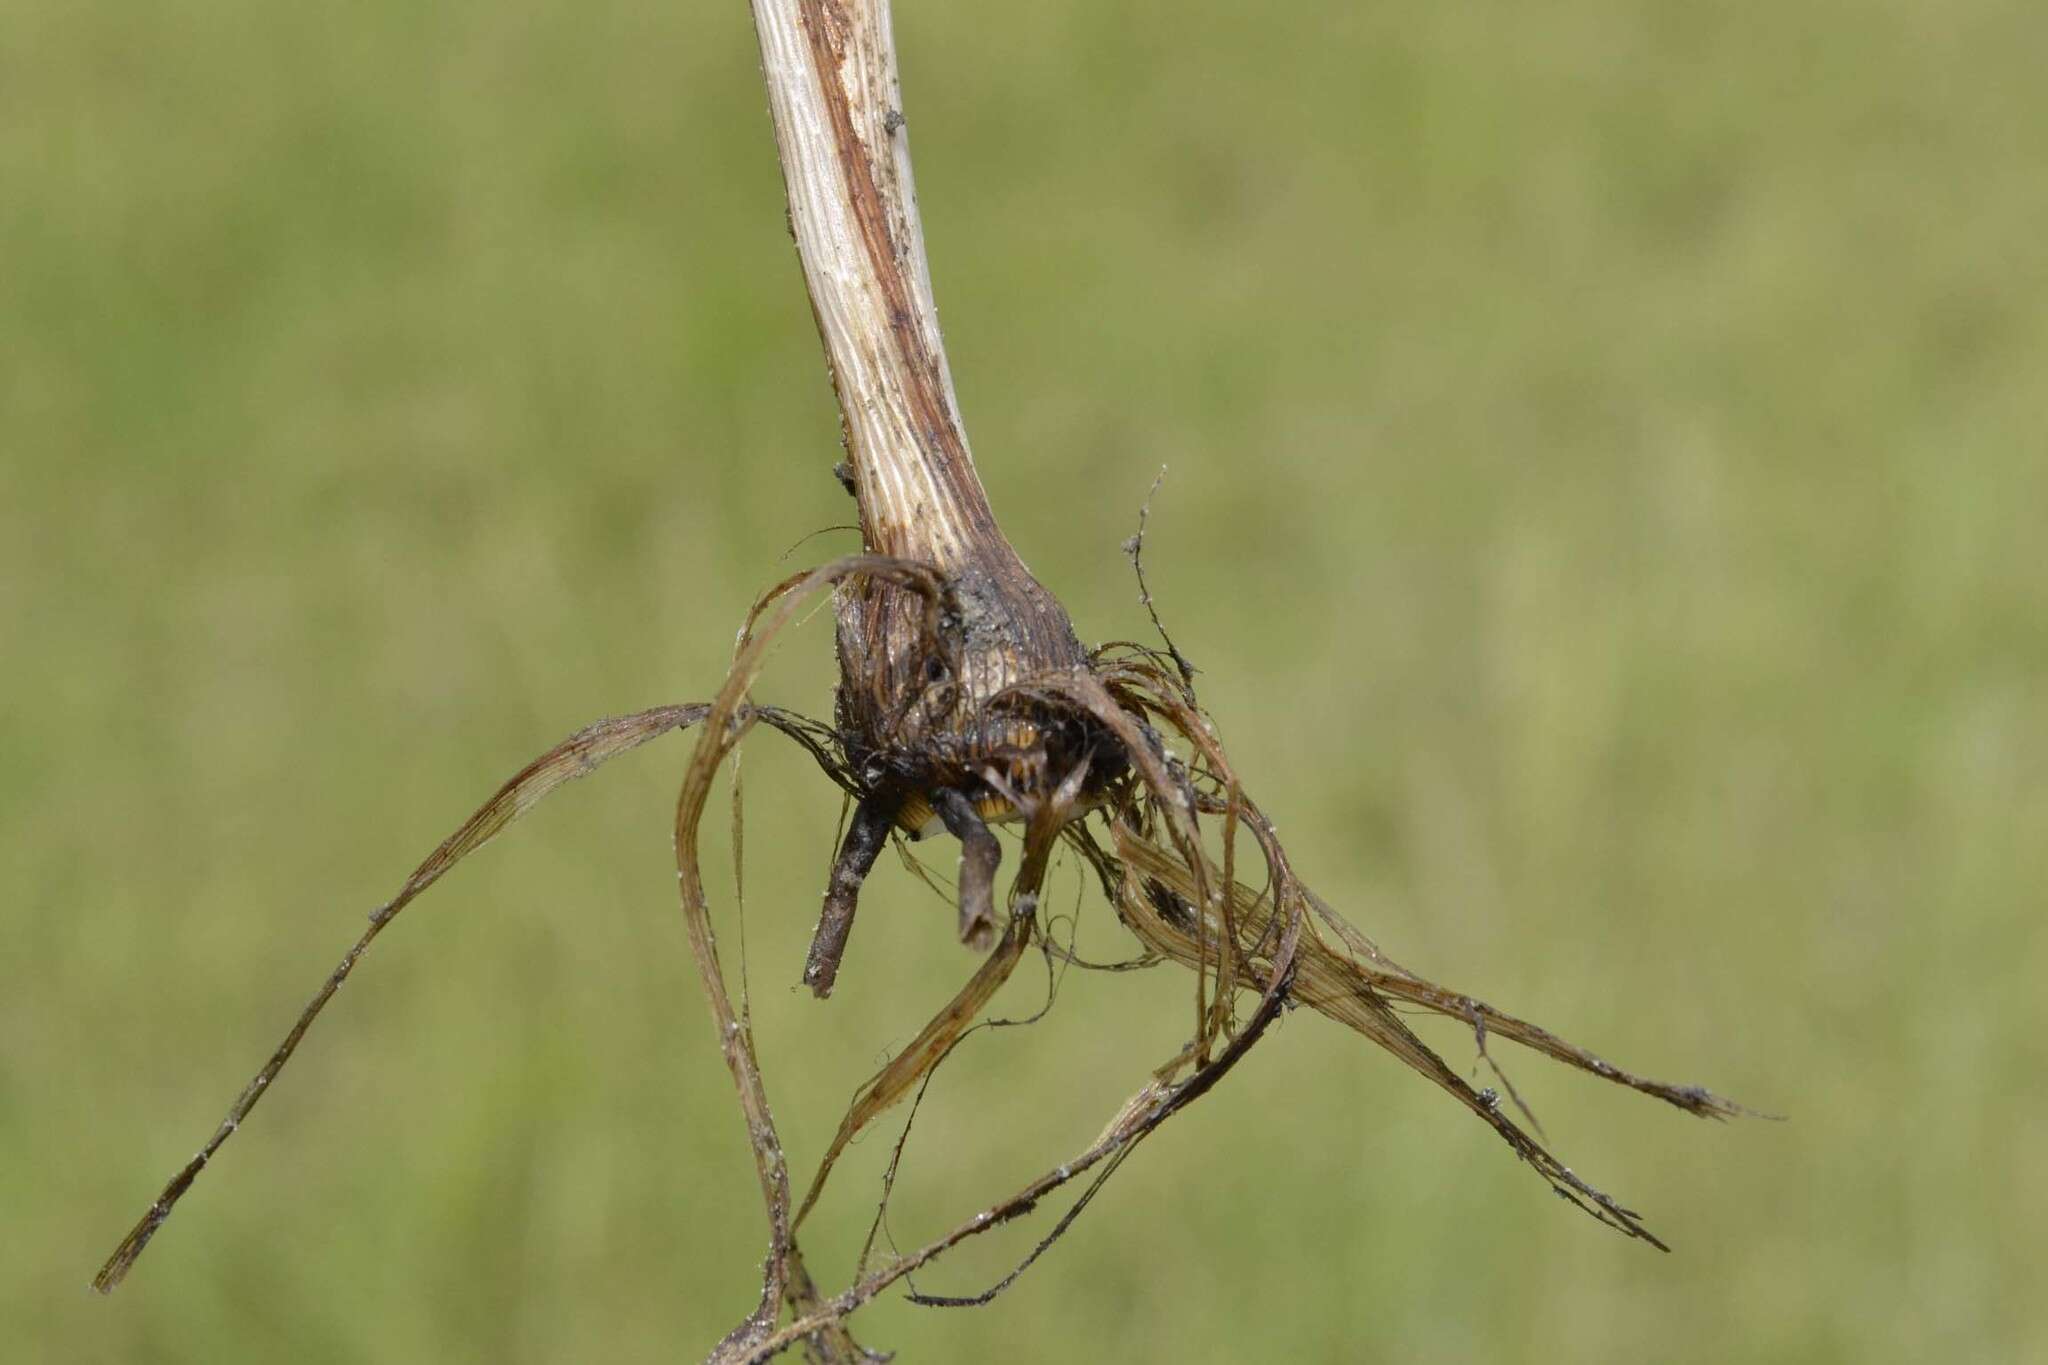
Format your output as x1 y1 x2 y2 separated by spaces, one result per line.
751 0 997 568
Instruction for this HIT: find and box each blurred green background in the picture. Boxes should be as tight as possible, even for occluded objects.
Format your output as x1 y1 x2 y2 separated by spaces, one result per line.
6 0 2045 1359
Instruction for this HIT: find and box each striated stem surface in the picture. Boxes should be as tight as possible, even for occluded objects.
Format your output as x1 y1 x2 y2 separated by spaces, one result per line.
751 0 1004 569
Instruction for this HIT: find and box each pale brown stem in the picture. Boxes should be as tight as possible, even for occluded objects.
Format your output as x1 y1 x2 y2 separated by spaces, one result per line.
750 0 1007 571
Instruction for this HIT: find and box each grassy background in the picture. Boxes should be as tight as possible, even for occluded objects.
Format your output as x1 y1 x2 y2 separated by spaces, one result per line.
6 0 2045 1359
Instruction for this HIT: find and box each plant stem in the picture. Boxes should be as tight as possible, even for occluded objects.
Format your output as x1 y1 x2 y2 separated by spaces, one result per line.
750 0 1005 570
748 0 1096 848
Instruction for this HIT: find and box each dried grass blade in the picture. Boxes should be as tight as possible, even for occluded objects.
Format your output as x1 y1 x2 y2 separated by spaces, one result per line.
794 904 1033 1229
723 903 1302 1363
1110 825 1753 1248
92 702 712 1293
678 557 937 1357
